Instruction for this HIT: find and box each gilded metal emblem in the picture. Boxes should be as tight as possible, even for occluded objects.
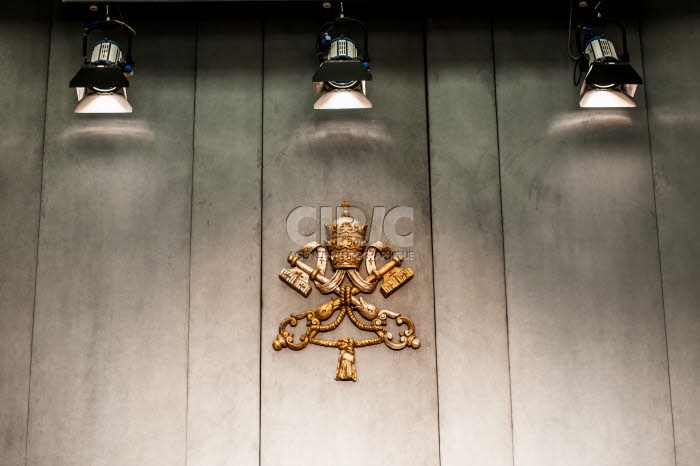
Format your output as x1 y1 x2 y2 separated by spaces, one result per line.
273 201 420 381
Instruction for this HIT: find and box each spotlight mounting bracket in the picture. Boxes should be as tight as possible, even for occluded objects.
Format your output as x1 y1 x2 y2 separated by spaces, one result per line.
313 2 371 83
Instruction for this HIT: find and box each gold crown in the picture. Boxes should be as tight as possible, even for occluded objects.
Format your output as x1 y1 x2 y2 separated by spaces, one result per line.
325 201 368 270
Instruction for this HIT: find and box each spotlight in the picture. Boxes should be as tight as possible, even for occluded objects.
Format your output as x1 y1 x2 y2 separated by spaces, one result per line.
569 0 642 108
312 2 372 110
69 6 136 114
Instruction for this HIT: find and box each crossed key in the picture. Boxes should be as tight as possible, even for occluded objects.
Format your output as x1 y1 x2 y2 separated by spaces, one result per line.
279 248 411 299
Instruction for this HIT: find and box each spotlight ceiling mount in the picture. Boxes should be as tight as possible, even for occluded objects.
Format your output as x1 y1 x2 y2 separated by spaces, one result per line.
312 1 372 110
569 0 643 108
69 4 136 113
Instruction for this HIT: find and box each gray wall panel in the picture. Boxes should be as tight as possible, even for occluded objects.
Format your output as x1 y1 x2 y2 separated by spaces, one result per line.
260 18 439 466
26 16 196 466
2 4 697 465
187 20 263 466
0 4 50 466
642 8 700 466
494 17 676 466
426 17 513 466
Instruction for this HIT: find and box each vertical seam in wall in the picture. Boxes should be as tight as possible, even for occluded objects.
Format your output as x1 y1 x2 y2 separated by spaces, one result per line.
638 15 678 466
185 20 199 466
258 17 266 466
25 2 53 464
422 16 442 466
490 14 516 466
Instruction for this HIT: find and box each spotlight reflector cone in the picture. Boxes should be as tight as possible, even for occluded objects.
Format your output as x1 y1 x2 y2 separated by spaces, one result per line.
579 88 636 108
74 90 132 113
314 88 372 110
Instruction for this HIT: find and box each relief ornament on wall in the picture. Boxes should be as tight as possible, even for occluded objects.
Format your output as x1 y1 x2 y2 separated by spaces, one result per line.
273 201 420 381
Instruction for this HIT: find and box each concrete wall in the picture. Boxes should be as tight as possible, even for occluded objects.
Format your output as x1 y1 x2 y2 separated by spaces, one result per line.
0 3 50 466
426 16 512 466
187 19 263 466
641 4 700 466
494 15 674 466
0 3 698 466
260 16 439 466
27 8 196 466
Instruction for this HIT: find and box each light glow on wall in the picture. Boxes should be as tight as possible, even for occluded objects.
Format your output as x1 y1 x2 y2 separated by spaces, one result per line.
61 119 154 141
547 111 632 135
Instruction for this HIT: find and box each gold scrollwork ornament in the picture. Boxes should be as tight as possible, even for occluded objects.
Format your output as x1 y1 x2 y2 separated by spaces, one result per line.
274 200 420 381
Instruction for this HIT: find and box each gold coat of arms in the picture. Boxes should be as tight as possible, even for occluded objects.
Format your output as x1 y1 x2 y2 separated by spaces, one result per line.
273 201 420 381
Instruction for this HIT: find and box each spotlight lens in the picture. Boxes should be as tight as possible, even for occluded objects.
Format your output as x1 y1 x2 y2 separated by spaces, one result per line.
91 86 119 93
329 80 359 89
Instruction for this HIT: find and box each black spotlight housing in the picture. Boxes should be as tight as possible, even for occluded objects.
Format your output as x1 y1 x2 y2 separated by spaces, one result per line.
571 0 643 107
312 2 372 110
69 7 136 113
